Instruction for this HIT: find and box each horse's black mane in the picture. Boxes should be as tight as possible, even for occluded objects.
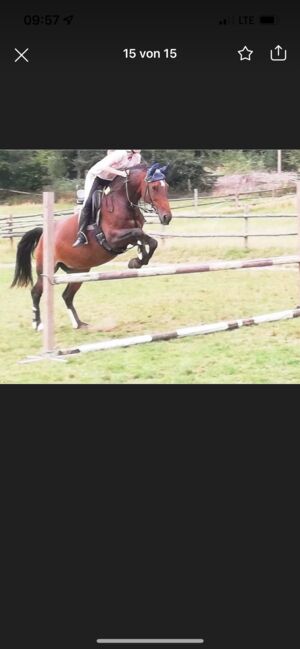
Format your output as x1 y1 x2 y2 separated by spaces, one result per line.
109 163 148 193
127 162 148 172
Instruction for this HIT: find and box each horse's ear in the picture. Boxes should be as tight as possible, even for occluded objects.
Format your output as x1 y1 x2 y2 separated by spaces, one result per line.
152 170 163 180
146 162 169 181
150 162 161 171
160 164 169 175
146 162 161 179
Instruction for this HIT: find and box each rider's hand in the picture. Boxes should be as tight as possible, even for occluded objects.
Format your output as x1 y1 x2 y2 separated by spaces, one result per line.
118 171 127 178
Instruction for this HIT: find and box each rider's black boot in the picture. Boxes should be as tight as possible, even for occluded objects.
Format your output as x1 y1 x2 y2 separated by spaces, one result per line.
92 190 104 247
72 205 90 247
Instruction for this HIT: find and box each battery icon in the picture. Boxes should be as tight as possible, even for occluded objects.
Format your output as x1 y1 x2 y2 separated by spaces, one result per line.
259 16 276 24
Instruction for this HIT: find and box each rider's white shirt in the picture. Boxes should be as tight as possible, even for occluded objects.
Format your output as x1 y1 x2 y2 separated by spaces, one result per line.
83 150 141 202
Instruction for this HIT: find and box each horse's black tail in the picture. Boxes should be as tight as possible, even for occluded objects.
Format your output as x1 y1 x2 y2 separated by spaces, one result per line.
11 227 43 288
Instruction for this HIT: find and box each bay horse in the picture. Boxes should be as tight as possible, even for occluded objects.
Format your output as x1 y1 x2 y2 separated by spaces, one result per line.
11 163 172 330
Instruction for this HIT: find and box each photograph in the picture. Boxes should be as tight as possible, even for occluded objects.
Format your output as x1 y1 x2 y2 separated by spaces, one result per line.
1 148 300 384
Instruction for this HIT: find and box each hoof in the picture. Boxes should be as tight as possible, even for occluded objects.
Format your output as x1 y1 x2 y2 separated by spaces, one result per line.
32 322 43 331
78 321 89 329
67 309 88 329
128 258 143 269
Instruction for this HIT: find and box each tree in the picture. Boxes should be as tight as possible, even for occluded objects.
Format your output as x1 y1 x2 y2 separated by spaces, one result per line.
0 150 50 197
142 149 215 192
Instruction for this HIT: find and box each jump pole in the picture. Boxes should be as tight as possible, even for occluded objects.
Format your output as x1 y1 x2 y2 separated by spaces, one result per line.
53 255 300 285
58 308 300 356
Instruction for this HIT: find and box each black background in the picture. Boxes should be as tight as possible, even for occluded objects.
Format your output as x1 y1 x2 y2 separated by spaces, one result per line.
1 2 299 648
2 387 298 649
0 1 300 147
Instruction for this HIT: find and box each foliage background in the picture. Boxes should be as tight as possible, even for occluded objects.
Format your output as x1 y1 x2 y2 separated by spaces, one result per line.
1 149 300 198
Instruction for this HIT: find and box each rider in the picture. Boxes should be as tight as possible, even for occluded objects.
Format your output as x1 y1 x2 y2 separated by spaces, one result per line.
72 149 142 247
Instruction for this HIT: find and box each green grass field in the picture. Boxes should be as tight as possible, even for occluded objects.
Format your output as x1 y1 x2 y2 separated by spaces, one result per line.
1 195 299 384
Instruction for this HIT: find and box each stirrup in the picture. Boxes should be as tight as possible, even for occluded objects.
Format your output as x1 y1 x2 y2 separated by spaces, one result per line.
72 231 88 248
95 231 106 247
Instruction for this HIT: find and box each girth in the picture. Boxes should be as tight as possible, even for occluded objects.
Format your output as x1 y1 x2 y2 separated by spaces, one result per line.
95 229 128 255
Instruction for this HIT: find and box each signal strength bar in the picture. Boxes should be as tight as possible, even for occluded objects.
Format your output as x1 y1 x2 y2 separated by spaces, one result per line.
218 17 234 25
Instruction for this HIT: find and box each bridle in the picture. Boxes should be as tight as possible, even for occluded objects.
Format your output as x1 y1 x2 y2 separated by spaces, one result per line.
124 171 165 213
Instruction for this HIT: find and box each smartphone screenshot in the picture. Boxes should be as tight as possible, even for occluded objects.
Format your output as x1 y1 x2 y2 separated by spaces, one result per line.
1 2 299 649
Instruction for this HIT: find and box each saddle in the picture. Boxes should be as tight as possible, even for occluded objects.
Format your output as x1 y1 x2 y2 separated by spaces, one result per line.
88 186 145 254
89 188 126 254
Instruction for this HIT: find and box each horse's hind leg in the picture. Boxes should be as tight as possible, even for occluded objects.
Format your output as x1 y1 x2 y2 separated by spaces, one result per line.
31 274 43 331
62 282 88 329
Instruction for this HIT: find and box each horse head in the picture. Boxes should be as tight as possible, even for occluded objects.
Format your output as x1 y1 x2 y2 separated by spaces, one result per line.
143 163 172 225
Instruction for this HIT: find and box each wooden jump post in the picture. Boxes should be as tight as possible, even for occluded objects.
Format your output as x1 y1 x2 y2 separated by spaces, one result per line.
42 191 55 354
298 174 300 294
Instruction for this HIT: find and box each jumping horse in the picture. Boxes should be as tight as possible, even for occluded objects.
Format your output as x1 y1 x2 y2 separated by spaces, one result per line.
11 163 172 329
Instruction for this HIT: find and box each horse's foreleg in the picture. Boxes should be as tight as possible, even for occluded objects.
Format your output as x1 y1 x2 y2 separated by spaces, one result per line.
108 227 158 269
62 282 88 329
31 275 43 331
128 234 158 269
140 234 158 265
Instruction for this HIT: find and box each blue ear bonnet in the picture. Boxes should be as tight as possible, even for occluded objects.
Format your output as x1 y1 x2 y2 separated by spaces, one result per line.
146 163 169 182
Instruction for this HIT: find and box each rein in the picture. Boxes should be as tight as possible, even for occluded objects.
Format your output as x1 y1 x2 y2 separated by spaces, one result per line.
124 176 154 211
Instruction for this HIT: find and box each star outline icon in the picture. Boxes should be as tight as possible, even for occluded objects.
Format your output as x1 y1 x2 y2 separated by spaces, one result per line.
238 46 253 61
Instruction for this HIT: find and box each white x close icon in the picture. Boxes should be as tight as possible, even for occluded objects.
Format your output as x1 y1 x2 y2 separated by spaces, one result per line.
14 48 29 63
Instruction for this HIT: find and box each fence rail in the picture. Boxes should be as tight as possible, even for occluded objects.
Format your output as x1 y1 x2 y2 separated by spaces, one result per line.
147 232 298 240
168 187 297 209
1 195 298 252
144 212 298 249
0 210 73 244
169 186 297 202
156 213 298 219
